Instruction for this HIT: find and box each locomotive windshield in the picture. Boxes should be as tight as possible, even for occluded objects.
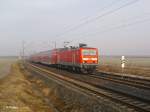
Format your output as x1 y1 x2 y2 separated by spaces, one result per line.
82 49 96 55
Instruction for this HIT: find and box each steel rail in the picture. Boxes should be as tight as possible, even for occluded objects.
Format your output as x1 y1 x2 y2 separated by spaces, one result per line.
97 72 150 85
27 63 150 112
30 63 150 102
89 74 150 90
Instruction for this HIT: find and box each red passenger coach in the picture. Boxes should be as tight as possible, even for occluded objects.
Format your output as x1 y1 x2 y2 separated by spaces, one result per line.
30 44 99 73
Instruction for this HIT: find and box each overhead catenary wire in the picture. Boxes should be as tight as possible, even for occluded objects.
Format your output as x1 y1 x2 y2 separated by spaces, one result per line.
61 0 122 31
27 0 142 52
67 13 150 40
29 15 150 53
54 0 139 40
68 17 150 45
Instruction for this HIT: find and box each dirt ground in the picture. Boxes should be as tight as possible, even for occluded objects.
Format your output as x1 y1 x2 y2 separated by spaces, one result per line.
0 63 54 112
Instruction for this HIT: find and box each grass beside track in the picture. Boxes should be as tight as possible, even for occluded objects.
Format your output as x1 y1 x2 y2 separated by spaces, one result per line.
99 56 150 77
0 62 54 112
0 58 17 79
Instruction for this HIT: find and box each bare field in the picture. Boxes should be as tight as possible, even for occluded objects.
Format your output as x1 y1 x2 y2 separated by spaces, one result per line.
0 62 53 112
99 56 150 77
0 57 17 79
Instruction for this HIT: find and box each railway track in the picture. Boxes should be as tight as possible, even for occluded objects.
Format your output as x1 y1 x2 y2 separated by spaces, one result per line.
90 74 150 90
29 63 150 102
96 72 150 88
26 63 150 112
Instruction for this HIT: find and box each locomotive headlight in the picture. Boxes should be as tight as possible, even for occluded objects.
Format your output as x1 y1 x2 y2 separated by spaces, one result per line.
83 58 89 60
91 58 97 60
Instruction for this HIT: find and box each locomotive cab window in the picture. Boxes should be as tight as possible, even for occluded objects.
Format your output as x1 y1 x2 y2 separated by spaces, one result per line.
82 50 96 55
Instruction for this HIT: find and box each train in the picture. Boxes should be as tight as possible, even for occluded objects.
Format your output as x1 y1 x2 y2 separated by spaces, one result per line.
29 44 99 73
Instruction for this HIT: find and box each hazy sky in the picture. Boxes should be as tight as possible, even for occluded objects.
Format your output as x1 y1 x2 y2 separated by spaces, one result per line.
0 0 150 56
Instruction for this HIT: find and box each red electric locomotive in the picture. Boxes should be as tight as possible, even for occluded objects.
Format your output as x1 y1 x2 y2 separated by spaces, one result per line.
30 44 99 73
